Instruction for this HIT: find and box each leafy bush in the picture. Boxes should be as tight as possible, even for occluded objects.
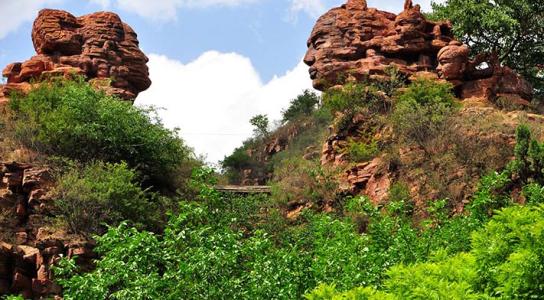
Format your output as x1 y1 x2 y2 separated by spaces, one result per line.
522 183 544 205
8 78 193 188
323 83 389 116
391 78 457 153
282 90 321 123
53 161 157 234
472 205 544 298
57 173 430 298
272 158 339 207
386 183 413 217
469 171 512 221
57 165 544 299
305 284 393 300
54 222 164 300
469 125 544 220
221 143 263 184
307 204 544 299
346 138 378 162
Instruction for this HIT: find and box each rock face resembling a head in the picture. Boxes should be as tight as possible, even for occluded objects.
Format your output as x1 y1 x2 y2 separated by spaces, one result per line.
304 0 533 104
1 9 151 101
436 41 470 81
304 0 452 90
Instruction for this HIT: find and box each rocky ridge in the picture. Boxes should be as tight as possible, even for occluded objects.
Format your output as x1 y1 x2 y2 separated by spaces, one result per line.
1 9 151 103
304 0 532 105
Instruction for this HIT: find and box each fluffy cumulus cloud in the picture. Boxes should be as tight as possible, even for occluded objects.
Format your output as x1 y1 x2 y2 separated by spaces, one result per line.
0 0 61 40
96 0 260 21
291 0 446 18
135 52 313 163
290 0 327 18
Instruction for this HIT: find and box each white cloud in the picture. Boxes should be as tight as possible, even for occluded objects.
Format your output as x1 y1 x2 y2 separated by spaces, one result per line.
134 52 313 164
291 0 446 19
290 0 327 19
0 0 61 40
89 0 111 9
101 0 260 21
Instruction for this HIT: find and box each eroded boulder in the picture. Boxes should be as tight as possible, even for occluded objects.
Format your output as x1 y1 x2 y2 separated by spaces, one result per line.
304 0 533 104
1 9 151 102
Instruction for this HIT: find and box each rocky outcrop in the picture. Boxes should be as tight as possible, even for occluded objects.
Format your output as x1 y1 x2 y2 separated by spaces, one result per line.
304 0 532 105
1 9 151 102
320 103 544 213
344 158 391 204
437 43 533 105
0 162 95 299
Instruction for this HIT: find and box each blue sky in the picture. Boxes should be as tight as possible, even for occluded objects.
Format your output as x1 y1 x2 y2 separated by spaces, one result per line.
0 0 439 163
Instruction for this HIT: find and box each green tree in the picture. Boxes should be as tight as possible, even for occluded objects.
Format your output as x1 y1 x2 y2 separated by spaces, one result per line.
431 0 544 96
250 114 269 137
281 90 320 123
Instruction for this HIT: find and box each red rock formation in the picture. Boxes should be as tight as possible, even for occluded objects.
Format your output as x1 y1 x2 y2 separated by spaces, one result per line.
437 42 533 105
344 158 391 204
1 9 151 102
304 0 532 104
0 162 95 299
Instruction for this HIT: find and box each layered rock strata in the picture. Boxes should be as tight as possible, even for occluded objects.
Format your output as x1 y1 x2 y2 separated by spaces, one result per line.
0 162 95 298
1 9 151 102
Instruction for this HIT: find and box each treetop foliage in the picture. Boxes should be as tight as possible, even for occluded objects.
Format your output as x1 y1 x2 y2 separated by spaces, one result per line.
7 78 195 189
281 90 321 123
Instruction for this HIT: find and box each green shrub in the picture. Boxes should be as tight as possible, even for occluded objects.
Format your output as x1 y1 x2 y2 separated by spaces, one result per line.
374 66 407 97
305 284 393 300
468 125 544 221
57 167 544 299
384 252 485 300
323 83 389 115
391 78 458 153
53 161 157 234
305 201 544 299
306 252 486 300
3 295 25 300
54 222 164 300
272 158 339 206
469 171 512 221
346 138 378 162
396 78 456 108
8 78 193 188
221 145 260 184
282 90 321 123
472 205 544 298
386 183 413 217
522 183 544 205
510 124 544 184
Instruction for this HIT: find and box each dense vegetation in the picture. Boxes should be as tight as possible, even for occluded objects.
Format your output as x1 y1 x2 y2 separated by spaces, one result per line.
1 78 197 236
53 126 544 299
7 78 195 190
35 75 543 299
3 2 544 298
